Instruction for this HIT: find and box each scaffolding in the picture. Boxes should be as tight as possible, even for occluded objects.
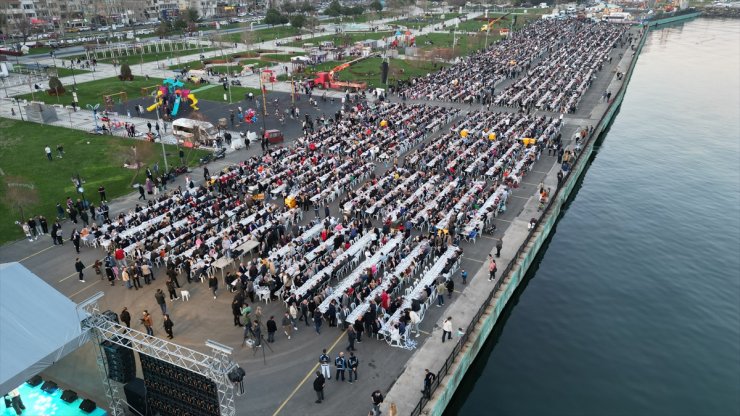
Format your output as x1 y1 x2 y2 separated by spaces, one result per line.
77 292 238 416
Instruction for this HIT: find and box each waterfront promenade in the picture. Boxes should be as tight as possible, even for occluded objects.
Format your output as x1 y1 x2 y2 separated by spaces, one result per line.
0 24 639 416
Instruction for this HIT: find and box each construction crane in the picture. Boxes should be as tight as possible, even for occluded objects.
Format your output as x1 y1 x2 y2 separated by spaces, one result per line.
310 54 379 91
480 12 512 32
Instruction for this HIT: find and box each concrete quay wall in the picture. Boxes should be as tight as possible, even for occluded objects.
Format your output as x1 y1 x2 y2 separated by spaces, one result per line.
393 23 654 416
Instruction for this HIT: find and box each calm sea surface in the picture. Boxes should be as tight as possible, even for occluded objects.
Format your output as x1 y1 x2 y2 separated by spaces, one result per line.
447 18 740 416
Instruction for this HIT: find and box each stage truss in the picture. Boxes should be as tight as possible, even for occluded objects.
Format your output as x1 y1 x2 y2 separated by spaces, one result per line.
77 292 238 416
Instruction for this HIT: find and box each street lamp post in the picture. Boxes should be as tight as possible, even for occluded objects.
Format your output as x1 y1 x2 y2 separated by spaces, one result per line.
154 96 169 173
70 62 78 90
15 99 24 121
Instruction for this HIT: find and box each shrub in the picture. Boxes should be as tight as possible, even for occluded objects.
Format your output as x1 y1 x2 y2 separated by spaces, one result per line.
47 76 66 95
119 63 134 81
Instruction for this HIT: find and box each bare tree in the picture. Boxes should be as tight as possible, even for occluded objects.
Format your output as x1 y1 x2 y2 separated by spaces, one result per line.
3 176 40 222
16 18 33 44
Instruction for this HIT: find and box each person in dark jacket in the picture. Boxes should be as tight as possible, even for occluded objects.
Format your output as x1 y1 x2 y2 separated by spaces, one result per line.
74 258 85 282
347 352 359 383
353 317 364 343
163 314 174 339
313 371 325 403
155 289 167 315
120 307 131 328
209 275 218 299
266 316 277 342
166 277 178 300
347 325 356 351
232 298 243 327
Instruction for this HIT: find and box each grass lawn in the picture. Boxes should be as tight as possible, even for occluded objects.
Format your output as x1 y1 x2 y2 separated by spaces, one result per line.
413 32 498 57
0 119 207 245
287 57 444 89
50 66 91 78
389 12 463 28
208 60 271 74
27 46 56 55
453 12 542 32
17 76 264 107
288 31 393 47
193 84 263 102
66 47 217 65
261 52 306 62
225 26 301 44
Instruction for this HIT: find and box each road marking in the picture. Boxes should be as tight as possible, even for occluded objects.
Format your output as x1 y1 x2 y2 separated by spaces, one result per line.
271 330 346 416
462 256 485 264
18 244 56 262
417 330 432 335
68 280 100 298
479 235 497 240
511 195 531 200
494 218 512 223
59 265 93 282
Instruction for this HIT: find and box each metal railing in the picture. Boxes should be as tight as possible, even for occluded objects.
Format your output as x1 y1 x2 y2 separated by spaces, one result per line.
407 25 649 416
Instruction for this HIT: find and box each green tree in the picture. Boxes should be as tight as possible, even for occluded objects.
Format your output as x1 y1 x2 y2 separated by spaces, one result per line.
264 8 289 25
325 0 342 16
186 7 200 23
173 18 187 31
300 1 316 13
282 2 297 14
290 14 306 29
48 76 65 95
370 0 383 12
120 63 133 80
156 21 171 38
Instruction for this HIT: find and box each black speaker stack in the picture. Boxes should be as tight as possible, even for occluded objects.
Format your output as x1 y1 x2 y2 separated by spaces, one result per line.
61 389 78 403
40 380 58 393
101 337 136 383
140 354 219 416
102 309 120 324
79 399 97 413
381 61 390 85
124 378 152 416
26 375 43 387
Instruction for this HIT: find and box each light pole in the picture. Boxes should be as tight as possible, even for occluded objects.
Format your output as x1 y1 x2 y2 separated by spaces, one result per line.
153 95 169 173
15 99 24 121
70 61 78 90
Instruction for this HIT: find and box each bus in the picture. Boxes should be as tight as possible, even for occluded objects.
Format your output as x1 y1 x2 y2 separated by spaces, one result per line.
602 12 632 23
65 20 91 32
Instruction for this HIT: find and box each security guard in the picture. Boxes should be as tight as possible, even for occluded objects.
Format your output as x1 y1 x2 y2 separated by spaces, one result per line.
319 349 331 379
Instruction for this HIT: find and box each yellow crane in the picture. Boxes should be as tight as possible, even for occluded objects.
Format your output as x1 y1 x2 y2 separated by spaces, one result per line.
480 12 512 32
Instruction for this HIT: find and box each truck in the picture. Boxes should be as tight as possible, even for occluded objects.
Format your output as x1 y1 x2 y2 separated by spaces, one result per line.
306 55 377 92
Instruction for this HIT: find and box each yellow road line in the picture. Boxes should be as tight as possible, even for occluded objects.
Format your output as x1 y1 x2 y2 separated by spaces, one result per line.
68 280 100 298
271 330 346 416
18 244 55 262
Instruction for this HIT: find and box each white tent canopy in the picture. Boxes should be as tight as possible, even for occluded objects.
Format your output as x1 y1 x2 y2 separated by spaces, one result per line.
0 262 89 395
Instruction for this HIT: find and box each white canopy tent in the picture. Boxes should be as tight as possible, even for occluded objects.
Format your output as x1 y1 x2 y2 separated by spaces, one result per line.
0 262 90 395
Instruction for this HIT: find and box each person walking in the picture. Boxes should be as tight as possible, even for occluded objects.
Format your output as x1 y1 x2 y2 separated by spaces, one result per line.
334 352 346 381
120 307 131 328
422 369 435 399
266 316 277 343
155 289 167 315
442 317 453 343
496 238 503 257
138 183 146 200
313 371 325 404
347 352 359 383
208 275 219 299
141 311 153 336
488 255 497 282
461 269 468 284
370 390 384 416
131 267 142 289
163 314 174 339
445 278 454 300
319 349 331 379
347 325 356 351
75 258 85 282
282 312 292 339
300 299 310 326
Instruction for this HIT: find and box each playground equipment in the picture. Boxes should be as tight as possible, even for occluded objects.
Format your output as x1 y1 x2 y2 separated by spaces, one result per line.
103 92 128 112
147 78 199 117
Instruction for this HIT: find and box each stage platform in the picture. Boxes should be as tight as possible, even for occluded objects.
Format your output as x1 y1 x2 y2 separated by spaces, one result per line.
2 382 107 416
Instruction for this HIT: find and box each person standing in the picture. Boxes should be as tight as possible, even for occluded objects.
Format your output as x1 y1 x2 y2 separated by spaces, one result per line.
120 307 131 328
232 298 243 327
27 218 38 240
461 269 468 284
141 311 153 336
75 258 85 282
163 314 174 339
251 320 262 347
313 309 323 334
436 279 446 307
122 267 132 289
131 267 142 289
313 371 325 404
319 349 331 379
422 369 435 399
98 185 107 202
488 255 497 282
71 229 81 253
300 299 310 326
347 352 358 383
347 325 356 351
445 278 454 300
370 390 384 416
266 316 277 343
496 238 503 257
45 145 52 161
334 352 346 381
442 317 452 343
155 289 167 315
166 277 179 301
282 312 292 340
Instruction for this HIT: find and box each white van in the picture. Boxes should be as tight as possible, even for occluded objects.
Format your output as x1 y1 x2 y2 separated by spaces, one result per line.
172 119 218 146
